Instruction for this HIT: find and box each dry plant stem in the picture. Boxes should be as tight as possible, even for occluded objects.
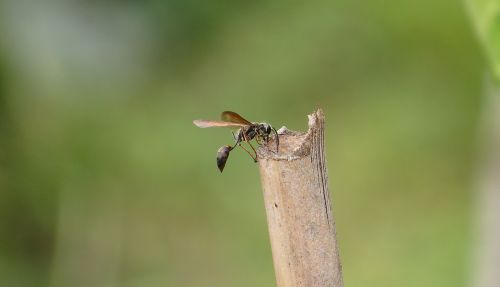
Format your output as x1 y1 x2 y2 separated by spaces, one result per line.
257 109 343 287
473 76 500 287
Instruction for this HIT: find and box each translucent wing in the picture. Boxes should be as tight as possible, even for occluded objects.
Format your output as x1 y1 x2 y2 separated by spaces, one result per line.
193 119 247 128
221 111 252 125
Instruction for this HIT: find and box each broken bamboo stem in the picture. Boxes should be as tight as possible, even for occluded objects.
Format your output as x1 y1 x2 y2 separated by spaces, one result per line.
257 109 344 287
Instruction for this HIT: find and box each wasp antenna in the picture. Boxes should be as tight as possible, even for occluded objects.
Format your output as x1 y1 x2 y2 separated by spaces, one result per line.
272 127 279 152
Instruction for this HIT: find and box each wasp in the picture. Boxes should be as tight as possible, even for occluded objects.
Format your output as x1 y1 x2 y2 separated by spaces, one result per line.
193 111 279 172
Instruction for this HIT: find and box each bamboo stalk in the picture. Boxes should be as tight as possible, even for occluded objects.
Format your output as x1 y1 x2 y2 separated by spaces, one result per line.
257 109 344 287
472 75 500 287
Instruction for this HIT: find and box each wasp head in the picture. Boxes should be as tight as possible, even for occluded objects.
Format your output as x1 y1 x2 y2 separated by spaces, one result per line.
258 123 272 136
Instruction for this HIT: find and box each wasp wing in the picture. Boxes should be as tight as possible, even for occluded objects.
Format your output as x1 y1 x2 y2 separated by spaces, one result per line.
193 119 247 128
221 111 253 125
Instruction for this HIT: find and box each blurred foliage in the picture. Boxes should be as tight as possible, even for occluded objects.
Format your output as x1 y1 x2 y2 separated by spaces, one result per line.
0 0 487 287
466 0 500 79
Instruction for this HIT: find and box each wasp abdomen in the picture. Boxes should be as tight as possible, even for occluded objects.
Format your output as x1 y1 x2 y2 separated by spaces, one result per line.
216 145 232 172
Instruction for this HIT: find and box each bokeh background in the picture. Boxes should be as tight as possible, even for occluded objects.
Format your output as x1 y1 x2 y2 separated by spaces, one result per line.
0 0 498 286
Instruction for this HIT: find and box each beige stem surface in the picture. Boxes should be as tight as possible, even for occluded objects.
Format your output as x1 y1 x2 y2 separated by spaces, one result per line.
257 109 344 287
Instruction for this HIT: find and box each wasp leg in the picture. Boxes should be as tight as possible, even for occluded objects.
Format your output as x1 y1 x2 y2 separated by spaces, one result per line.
231 131 257 162
272 127 279 152
238 143 258 162
242 133 258 162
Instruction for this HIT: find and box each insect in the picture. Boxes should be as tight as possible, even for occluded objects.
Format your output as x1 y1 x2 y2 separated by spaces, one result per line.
193 111 279 172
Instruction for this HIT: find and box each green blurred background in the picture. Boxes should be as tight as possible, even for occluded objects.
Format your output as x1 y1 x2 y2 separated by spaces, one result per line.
0 0 494 286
